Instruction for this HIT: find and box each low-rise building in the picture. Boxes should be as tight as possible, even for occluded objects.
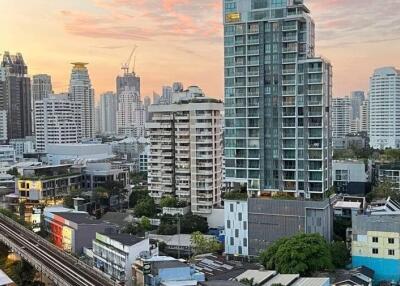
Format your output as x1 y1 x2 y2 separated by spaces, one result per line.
93 233 152 286
43 210 115 254
333 266 374 286
352 213 400 282
133 256 205 286
9 137 35 160
333 160 370 195
0 146 15 164
224 196 335 257
376 163 400 193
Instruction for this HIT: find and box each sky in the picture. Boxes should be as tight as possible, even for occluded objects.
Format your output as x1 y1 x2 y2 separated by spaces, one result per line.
1 0 400 101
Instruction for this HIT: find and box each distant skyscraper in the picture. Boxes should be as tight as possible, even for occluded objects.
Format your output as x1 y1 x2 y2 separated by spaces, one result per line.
351 91 365 120
0 110 7 142
160 86 173 105
223 0 332 198
152 92 160 105
117 87 145 138
172 82 183 92
35 94 81 152
360 100 369 134
332 97 352 138
116 72 140 100
99 92 118 135
32 74 52 102
369 67 400 149
68 63 95 139
0 52 32 139
143 95 151 122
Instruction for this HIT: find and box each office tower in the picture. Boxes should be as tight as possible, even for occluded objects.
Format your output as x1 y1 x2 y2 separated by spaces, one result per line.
172 82 184 92
148 86 223 214
351 91 365 120
35 94 81 152
99 92 118 135
143 95 151 122
332 97 352 138
0 52 32 139
117 87 145 138
32 74 52 102
223 0 332 198
116 71 140 101
160 86 173 105
68 63 95 139
360 100 369 134
369 67 400 149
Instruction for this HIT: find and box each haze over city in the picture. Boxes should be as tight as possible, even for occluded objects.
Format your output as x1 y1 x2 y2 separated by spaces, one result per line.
1 0 399 99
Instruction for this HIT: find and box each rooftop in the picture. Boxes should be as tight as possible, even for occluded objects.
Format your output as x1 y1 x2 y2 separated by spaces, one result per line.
102 233 146 246
262 274 300 286
199 282 244 286
235 270 276 285
52 212 105 225
291 277 330 286
334 201 362 209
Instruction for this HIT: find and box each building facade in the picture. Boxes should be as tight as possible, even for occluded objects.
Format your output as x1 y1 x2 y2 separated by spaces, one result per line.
117 87 145 138
332 160 370 195
0 110 7 142
99 92 117 135
147 88 223 214
35 95 81 152
369 67 400 149
224 199 248 256
116 72 140 101
360 99 369 134
32 74 52 102
352 213 400 282
332 97 352 139
68 63 95 139
223 0 332 199
0 52 32 139
351 91 365 121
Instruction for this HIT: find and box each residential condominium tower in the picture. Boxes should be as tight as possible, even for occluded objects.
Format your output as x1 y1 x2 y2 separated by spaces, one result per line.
117 87 145 138
332 97 352 139
147 86 223 214
99 91 118 135
32 74 52 102
0 52 32 139
369 67 400 149
68 63 95 139
35 94 81 152
223 0 332 199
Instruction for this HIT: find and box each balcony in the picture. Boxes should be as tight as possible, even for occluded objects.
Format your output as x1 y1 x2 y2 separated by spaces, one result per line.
282 69 296 75
247 60 260 66
282 36 297 42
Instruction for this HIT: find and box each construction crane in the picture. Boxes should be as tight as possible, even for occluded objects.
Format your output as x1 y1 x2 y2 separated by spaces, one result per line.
121 45 138 75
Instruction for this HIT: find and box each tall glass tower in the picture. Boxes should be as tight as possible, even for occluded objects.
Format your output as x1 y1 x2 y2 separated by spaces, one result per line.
223 0 332 199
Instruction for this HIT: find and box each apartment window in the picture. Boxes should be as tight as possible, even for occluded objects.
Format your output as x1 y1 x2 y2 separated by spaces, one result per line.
230 237 234 246
235 229 239 238
238 246 242 255
243 238 247 247
372 237 379 243
388 238 395 244
372 248 379 254
388 249 395 256
230 203 234 212
238 212 242 221
227 220 231 229
243 221 247 230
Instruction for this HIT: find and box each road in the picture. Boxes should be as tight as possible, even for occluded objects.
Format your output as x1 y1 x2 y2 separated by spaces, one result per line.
0 214 116 286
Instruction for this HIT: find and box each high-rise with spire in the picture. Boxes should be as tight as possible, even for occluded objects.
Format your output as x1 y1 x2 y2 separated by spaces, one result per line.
223 0 332 199
0 52 32 139
68 62 95 139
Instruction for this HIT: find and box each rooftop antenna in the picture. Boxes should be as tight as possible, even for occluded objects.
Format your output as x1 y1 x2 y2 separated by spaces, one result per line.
121 45 137 75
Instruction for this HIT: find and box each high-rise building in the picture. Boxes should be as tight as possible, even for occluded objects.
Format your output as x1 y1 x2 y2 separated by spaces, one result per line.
332 97 352 138
35 94 81 152
160 86 173 105
152 92 161 105
117 87 145 138
0 110 7 142
351 90 365 120
32 74 52 102
223 0 332 198
360 99 369 134
148 86 223 214
68 63 95 139
99 92 118 135
143 95 151 122
116 72 140 100
369 67 400 149
0 52 32 139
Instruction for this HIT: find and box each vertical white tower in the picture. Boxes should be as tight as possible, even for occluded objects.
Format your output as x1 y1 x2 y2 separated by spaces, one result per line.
68 63 95 139
332 97 352 138
369 67 400 149
117 87 145 138
99 92 118 135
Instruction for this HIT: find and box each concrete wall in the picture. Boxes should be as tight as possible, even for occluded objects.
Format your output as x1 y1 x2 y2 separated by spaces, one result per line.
224 200 248 256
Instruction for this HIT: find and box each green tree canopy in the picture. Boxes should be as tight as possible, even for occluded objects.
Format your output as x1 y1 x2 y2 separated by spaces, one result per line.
191 231 221 256
366 179 400 202
181 213 208 234
134 197 157 218
330 241 350 268
160 196 178 208
129 189 150 208
259 233 333 276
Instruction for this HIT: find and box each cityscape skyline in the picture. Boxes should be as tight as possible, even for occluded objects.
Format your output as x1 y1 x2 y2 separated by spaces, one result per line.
1 0 400 100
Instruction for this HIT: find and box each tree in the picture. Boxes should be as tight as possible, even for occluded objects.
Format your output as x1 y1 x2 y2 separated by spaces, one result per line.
333 217 351 241
239 278 255 286
134 197 157 218
160 196 178 208
330 241 350 268
259 233 333 276
191 231 221 256
63 188 82 209
181 213 208 234
139 216 152 231
6 167 19 177
129 190 150 208
366 179 400 203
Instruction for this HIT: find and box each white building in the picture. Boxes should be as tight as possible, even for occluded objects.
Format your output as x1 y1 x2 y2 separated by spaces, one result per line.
360 100 369 134
0 146 16 164
332 160 369 194
34 95 81 152
332 97 352 139
92 233 150 286
0 110 7 141
46 143 113 165
369 67 400 149
68 63 95 140
147 86 223 214
117 87 145 138
99 92 117 135
224 199 248 256
9 137 35 159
